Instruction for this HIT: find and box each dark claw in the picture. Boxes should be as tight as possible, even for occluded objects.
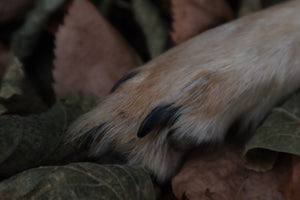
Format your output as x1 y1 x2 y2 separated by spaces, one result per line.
137 103 181 138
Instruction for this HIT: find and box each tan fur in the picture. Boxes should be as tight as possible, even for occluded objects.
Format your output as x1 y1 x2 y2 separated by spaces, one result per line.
67 0 300 183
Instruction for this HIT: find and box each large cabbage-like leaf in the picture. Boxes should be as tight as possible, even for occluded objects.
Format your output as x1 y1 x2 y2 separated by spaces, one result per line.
244 91 300 171
0 163 155 200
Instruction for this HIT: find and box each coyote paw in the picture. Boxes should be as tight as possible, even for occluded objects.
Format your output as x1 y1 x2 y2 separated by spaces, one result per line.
67 58 281 182
67 1 300 182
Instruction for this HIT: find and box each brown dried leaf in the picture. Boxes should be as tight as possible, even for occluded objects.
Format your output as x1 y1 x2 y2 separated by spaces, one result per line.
53 0 141 99
172 144 288 200
0 0 35 22
170 0 234 44
281 155 300 200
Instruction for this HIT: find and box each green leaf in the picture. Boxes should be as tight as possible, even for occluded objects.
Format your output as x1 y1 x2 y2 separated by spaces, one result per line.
0 54 49 114
0 0 65 116
244 91 300 171
0 93 97 178
0 163 155 200
0 54 24 99
238 0 262 16
132 0 168 58
10 0 67 61
0 104 7 115
90 0 114 16
0 0 67 101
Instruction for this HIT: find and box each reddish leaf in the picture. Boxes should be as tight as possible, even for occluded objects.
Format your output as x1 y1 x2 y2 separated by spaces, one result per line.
53 0 141 99
0 0 35 22
170 0 234 44
172 144 288 200
281 155 300 200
